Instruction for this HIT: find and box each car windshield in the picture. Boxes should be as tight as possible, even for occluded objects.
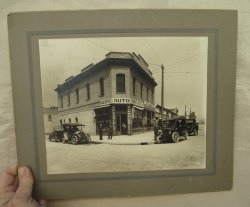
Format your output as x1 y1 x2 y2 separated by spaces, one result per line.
163 120 176 128
63 124 83 131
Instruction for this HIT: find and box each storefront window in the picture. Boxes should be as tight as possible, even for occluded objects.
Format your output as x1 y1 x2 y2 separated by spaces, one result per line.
132 108 143 132
95 107 111 134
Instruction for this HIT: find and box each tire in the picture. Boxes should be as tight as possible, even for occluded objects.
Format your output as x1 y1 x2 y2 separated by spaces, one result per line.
54 135 58 142
193 129 197 136
172 132 180 143
48 134 53 142
71 136 78 145
85 134 91 144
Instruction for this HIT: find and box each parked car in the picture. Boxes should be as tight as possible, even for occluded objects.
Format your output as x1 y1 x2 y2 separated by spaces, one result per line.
48 127 64 142
157 116 188 143
49 123 91 145
186 119 199 136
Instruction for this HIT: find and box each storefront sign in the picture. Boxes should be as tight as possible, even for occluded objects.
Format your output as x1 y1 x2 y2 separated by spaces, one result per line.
132 99 144 108
112 98 131 104
144 101 155 111
100 99 112 105
100 98 154 112
100 98 132 105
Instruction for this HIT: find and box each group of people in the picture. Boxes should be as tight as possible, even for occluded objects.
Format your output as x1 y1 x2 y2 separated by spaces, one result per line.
98 122 127 140
98 123 113 140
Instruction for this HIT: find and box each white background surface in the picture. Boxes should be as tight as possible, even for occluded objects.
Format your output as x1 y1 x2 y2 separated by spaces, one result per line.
0 0 249 206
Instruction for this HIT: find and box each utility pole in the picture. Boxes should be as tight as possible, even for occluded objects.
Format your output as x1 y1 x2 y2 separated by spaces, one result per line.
161 64 165 120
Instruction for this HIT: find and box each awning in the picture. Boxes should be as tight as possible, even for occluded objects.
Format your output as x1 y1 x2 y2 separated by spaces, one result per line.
133 105 144 110
94 104 110 109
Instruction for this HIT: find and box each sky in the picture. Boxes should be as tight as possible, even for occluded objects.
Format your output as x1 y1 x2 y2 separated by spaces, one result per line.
39 37 208 120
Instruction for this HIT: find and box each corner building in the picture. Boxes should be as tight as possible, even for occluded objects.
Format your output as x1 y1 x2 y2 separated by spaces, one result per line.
55 52 157 136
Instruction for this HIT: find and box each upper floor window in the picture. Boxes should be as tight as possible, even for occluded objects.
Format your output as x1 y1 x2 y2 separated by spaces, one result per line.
116 74 125 93
48 115 52 121
67 92 71 106
60 96 63 108
86 84 90 100
146 88 149 101
99 78 104 97
76 88 79 104
133 77 136 96
140 82 143 99
152 89 154 103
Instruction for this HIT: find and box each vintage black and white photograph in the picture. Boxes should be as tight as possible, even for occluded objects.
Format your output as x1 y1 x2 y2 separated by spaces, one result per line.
39 36 208 174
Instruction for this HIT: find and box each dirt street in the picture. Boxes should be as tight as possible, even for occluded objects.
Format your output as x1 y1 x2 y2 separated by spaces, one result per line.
46 125 206 174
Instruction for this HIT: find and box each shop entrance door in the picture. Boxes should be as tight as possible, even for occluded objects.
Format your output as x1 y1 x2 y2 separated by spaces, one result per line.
116 114 127 135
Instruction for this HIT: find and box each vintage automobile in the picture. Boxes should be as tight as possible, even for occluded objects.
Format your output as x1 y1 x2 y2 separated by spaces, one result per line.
49 123 91 145
157 116 188 143
48 127 64 142
186 118 199 136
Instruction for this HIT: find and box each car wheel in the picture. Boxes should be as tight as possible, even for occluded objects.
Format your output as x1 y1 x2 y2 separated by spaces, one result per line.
172 132 180 143
85 134 91 144
48 134 53 142
71 136 78 145
193 129 197 136
54 135 58 142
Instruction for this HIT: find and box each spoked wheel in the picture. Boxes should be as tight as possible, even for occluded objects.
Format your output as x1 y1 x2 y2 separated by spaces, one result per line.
172 132 180 143
193 129 197 136
85 134 91 144
71 136 78 145
54 135 58 142
48 134 53 142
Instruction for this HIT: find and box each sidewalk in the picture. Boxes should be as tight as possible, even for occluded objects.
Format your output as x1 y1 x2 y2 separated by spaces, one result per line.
90 131 157 145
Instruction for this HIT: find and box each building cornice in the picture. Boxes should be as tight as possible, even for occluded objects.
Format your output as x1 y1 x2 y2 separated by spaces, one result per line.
55 52 157 93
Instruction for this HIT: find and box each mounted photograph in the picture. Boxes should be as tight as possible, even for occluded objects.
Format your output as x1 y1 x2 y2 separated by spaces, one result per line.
39 36 208 174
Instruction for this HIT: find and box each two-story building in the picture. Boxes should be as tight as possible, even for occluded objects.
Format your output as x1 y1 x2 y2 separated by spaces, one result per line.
55 52 157 136
154 104 178 120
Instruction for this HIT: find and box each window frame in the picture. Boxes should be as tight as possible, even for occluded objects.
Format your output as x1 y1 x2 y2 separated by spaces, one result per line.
116 73 126 93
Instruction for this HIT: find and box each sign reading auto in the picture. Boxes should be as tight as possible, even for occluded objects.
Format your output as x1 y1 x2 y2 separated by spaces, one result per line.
100 98 132 105
112 98 131 104
100 98 147 109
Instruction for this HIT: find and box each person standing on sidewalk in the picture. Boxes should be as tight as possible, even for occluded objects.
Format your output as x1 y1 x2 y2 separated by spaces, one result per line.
99 123 103 140
154 123 159 141
108 125 113 140
122 122 127 135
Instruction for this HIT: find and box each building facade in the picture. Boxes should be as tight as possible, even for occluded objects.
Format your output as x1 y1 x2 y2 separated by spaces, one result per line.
55 52 157 136
154 104 178 120
43 107 59 135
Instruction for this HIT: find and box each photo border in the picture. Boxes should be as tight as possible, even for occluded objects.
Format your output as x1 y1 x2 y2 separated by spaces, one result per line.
8 9 237 199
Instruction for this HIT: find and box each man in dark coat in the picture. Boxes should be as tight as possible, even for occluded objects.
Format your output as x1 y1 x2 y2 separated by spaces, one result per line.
108 125 113 140
99 123 103 140
154 123 159 141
